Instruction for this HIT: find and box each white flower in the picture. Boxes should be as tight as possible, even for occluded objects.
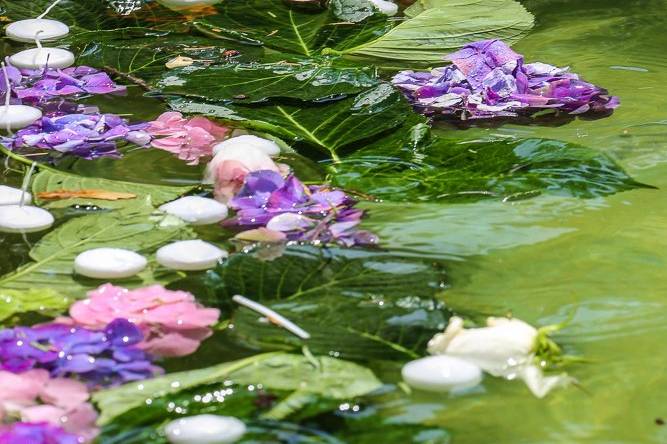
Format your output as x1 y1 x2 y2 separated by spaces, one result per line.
428 316 571 398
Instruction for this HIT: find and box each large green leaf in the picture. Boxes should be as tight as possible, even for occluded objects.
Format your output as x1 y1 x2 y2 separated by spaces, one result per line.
32 170 194 209
192 0 391 57
173 246 450 361
94 352 382 425
0 288 72 324
330 136 648 202
72 31 239 81
0 206 195 295
156 61 378 103
169 84 415 160
345 0 534 62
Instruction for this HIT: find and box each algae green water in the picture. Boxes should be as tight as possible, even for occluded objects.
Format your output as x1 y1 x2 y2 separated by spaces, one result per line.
368 1 667 442
1 0 666 442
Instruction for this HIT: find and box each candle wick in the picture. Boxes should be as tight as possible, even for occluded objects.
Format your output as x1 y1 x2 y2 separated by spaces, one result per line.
1 62 13 135
35 31 44 49
37 0 64 19
20 162 36 208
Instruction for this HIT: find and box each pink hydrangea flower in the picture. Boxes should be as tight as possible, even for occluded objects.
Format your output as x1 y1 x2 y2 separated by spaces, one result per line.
146 112 228 165
61 284 220 358
0 370 99 443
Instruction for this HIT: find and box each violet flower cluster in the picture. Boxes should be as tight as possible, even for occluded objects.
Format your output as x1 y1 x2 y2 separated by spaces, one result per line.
392 39 619 119
0 61 152 159
0 64 126 104
0 319 159 388
0 422 79 444
4 112 150 159
226 170 378 247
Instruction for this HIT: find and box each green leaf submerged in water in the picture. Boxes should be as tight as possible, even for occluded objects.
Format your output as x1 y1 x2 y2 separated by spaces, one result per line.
94 351 382 424
172 246 450 361
0 205 195 295
345 0 534 62
32 169 195 210
0 288 72 325
168 83 414 161
330 135 649 202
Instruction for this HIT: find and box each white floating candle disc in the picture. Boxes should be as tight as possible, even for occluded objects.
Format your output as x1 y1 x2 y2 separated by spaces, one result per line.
5 19 70 43
165 414 246 444
213 135 281 157
156 0 221 10
156 240 227 271
402 355 483 393
74 248 147 279
0 205 53 233
369 0 398 15
0 105 42 130
0 185 31 206
9 47 75 70
159 196 228 225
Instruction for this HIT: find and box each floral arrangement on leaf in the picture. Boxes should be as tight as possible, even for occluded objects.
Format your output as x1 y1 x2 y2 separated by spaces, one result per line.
203 134 379 247
392 39 619 120
0 285 219 443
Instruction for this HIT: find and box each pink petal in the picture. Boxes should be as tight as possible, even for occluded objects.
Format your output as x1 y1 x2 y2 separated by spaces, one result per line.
140 332 203 357
0 369 50 404
20 404 67 424
41 378 90 409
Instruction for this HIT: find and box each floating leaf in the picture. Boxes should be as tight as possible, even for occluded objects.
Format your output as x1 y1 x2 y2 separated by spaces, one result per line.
346 0 534 62
330 136 649 202
94 352 382 425
0 206 195 295
0 288 72 324
32 170 194 209
192 0 391 57
173 246 450 361
156 61 378 103
169 83 414 160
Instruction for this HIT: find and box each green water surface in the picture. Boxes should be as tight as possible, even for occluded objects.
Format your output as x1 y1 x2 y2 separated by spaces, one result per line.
368 1 667 442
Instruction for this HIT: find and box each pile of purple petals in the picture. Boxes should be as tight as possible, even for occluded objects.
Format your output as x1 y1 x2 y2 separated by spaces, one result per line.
226 170 378 247
0 422 79 444
391 39 620 119
3 112 151 159
0 63 126 103
0 319 159 388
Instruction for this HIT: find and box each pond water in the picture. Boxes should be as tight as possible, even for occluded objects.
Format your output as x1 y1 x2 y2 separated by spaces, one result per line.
0 0 666 442
370 1 667 442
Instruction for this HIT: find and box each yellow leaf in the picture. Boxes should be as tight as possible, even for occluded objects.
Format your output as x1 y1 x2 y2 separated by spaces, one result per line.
37 189 137 201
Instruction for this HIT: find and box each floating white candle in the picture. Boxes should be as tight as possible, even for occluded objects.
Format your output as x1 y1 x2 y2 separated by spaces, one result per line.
0 185 32 206
165 414 246 444
0 205 52 233
0 105 42 130
156 240 227 271
213 135 281 157
401 355 483 393
74 248 147 279
9 47 75 69
0 205 53 233
5 19 70 43
159 196 228 225
232 295 311 340
369 0 398 15
156 0 221 10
